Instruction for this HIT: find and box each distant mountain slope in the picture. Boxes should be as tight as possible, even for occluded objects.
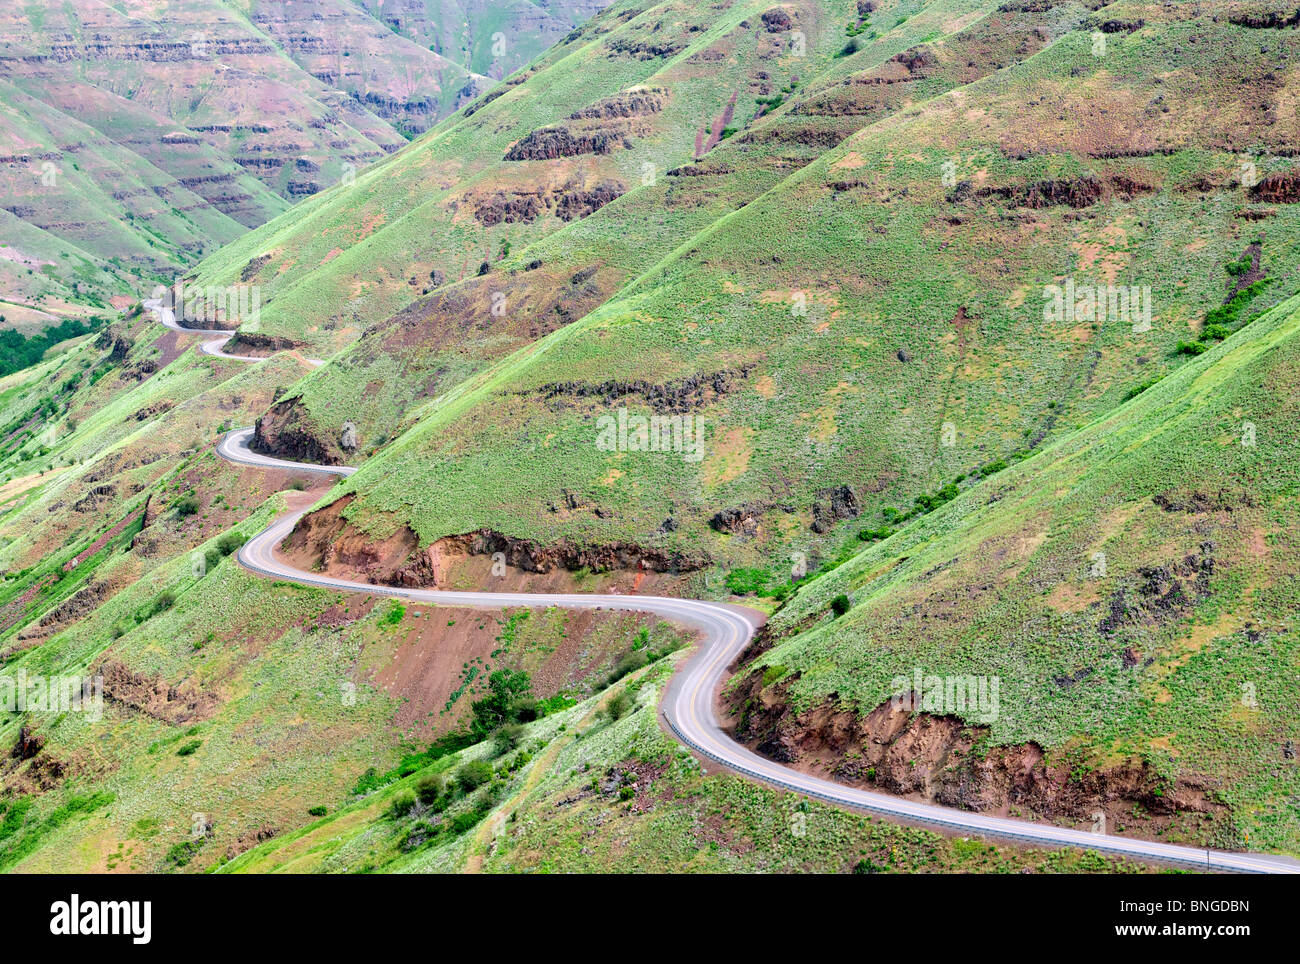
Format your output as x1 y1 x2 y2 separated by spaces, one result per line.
0 0 612 318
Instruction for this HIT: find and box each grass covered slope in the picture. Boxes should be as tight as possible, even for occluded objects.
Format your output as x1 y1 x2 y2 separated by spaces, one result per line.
0 0 607 317
184 0 874 355
221 655 1148 874
728 291 1300 854
287 2 1300 585
252 0 1061 464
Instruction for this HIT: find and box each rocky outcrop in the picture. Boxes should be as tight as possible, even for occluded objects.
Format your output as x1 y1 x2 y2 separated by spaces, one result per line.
252 399 343 466
810 484 859 533
710 502 780 536
240 253 272 282
474 191 543 226
1097 543 1215 637
1251 170 1300 204
1230 9 1300 29
96 325 133 362
555 179 626 221
532 363 755 413
761 8 795 32
569 88 668 120
285 496 707 589
98 660 219 724
730 673 1232 839
504 126 630 161
949 172 1155 209
228 332 304 354
16 580 112 642
605 37 685 60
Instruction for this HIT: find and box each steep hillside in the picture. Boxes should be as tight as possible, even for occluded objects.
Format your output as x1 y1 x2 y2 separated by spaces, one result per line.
184 0 845 355
729 291 1300 853
276 1 1300 592
219 655 1146 874
0 0 611 317
251 0 1057 462
4 0 1300 874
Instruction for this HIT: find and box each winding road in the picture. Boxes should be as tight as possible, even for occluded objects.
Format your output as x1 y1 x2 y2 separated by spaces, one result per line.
146 297 324 366
192 329 1300 873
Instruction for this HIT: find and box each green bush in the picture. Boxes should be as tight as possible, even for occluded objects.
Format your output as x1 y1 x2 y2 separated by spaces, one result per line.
377 601 405 628
494 723 526 754
509 697 539 722
389 791 416 819
450 808 488 834
416 774 445 804
725 567 771 596
173 495 200 518
605 690 634 721
215 532 245 556
1200 323 1231 341
457 759 493 792
607 650 648 686
164 838 204 868
470 669 532 738
307 805 327 817
831 594 851 617
149 591 177 617
175 739 201 756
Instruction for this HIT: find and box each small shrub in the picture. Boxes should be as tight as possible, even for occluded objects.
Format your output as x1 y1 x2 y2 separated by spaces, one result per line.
605 690 634 721
450 808 488 834
215 532 245 557
416 774 445 804
377 601 405 628
165 838 204 868
148 591 177 618
607 650 648 685
494 723 526 755
457 759 493 792
388 791 416 819
725 567 771 596
1200 323 1231 341
831 594 851 617
173 496 200 518
175 739 202 756
307 805 327 817
509 697 539 722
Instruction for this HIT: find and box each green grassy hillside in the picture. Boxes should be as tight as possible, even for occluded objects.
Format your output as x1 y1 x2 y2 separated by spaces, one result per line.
0 0 610 319
290 2 1300 587
219 654 1146 874
4 0 1300 872
730 291 1300 852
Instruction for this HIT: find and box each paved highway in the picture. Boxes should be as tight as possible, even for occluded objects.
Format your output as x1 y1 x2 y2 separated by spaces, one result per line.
182 320 1300 873
147 297 324 365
